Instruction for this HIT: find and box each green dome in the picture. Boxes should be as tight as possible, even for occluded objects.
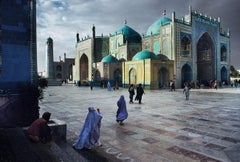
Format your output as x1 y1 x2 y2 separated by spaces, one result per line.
132 50 157 61
114 25 141 43
101 55 118 63
146 17 171 36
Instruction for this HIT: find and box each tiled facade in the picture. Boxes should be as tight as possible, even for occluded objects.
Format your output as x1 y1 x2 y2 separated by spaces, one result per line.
72 7 230 89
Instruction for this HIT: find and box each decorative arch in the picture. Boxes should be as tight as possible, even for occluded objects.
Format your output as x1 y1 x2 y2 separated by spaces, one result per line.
197 32 215 84
56 65 62 71
68 64 73 80
56 73 62 79
181 64 192 87
129 68 137 85
158 67 169 89
221 66 227 82
79 54 89 82
114 69 122 85
163 39 169 58
221 45 227 61
181 36 191 56
94 70 101 82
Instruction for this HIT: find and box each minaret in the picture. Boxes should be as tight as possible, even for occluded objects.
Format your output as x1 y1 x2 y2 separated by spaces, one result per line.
45 37 54 79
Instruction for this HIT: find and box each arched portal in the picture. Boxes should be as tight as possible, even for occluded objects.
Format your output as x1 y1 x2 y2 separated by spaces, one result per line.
158 67 169 88
181 64 192 87
129 68 137 85
68 64 73 81
79 54 88 82
221 66 227 82
94 70 101 82
220 45 227 61
114 69 122 85
197 32 215 84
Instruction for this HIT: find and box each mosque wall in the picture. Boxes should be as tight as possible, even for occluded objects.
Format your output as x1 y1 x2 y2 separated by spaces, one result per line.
74 38 92 82
109 34 124 55
72 8 230 89
175 22 193 87
95 37 109 62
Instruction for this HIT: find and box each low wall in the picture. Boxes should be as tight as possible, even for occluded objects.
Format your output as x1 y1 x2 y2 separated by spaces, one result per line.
22 119 66 142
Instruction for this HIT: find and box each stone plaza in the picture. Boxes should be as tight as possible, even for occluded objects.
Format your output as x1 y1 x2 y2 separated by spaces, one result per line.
39 85 240 162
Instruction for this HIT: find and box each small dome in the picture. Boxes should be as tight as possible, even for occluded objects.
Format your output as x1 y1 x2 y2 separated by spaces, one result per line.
146 17 171 36
114 25 141 43
132 50 157 61
101 55 118 63
156 54 169 61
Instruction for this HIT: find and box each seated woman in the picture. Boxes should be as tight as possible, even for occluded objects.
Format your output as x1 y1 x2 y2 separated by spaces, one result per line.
73 107 102 150
27 112 52 143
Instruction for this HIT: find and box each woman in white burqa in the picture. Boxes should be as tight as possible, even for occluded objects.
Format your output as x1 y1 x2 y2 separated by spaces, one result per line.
73 107 102 150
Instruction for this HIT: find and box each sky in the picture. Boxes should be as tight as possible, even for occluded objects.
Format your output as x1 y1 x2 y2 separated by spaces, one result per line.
36 0 240 72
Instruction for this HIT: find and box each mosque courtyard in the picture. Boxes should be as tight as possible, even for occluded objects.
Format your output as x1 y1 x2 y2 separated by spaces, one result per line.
39 85 240 162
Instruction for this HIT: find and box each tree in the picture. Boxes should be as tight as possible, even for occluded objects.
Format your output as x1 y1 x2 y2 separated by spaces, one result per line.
230 65 240 77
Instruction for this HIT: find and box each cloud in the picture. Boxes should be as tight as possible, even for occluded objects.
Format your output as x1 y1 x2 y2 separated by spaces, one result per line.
36 0 240 72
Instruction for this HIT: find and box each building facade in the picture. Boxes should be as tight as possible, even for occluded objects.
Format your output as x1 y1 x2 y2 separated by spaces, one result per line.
0 0 37 91
45 37 74 85
73 7 231 89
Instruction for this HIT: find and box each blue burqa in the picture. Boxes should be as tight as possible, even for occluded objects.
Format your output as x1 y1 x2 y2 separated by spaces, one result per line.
73 107 102 149
116 95 128 122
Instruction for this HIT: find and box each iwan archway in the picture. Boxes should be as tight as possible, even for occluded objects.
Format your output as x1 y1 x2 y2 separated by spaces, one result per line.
181 64 192 87
221 66 227 82
129 68 137 85
158 67 169 88
79 54 89 82
197 32 215 84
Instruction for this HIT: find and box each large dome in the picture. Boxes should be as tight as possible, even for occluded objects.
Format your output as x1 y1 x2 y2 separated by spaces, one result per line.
132 50 157 61
146 17 171 36
101 55 118 63
114 25 141 43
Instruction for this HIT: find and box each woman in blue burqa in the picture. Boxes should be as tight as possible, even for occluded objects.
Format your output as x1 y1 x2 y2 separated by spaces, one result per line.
116 95 128 125
73 107 102 150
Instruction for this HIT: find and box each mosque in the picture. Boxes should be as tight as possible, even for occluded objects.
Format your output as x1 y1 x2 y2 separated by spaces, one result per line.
72 6 231 89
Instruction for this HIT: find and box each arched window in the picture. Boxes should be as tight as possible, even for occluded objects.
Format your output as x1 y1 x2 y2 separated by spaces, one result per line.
181 36 191 56
221 45 227 61
56 73 62 79
163 39 169 58
56 65 62 71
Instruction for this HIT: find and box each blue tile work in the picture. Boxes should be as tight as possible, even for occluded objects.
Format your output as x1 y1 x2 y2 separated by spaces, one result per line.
0 0 37 90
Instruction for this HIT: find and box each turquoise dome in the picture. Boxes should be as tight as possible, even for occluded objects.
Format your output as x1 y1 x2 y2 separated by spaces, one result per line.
114 25 141 43
146 17 171 36
132 50 157 61
101 55 118 63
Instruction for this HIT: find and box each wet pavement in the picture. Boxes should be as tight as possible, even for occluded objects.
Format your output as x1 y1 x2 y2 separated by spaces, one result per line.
39 85 240 162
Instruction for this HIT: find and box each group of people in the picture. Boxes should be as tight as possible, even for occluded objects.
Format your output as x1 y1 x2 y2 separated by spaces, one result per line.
128 83 145 104
27 94 129 150
27 82 191 151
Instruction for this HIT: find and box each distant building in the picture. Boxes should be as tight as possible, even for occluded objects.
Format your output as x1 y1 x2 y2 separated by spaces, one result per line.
73 6 231 89
0 0 37 91
45 37 74 85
